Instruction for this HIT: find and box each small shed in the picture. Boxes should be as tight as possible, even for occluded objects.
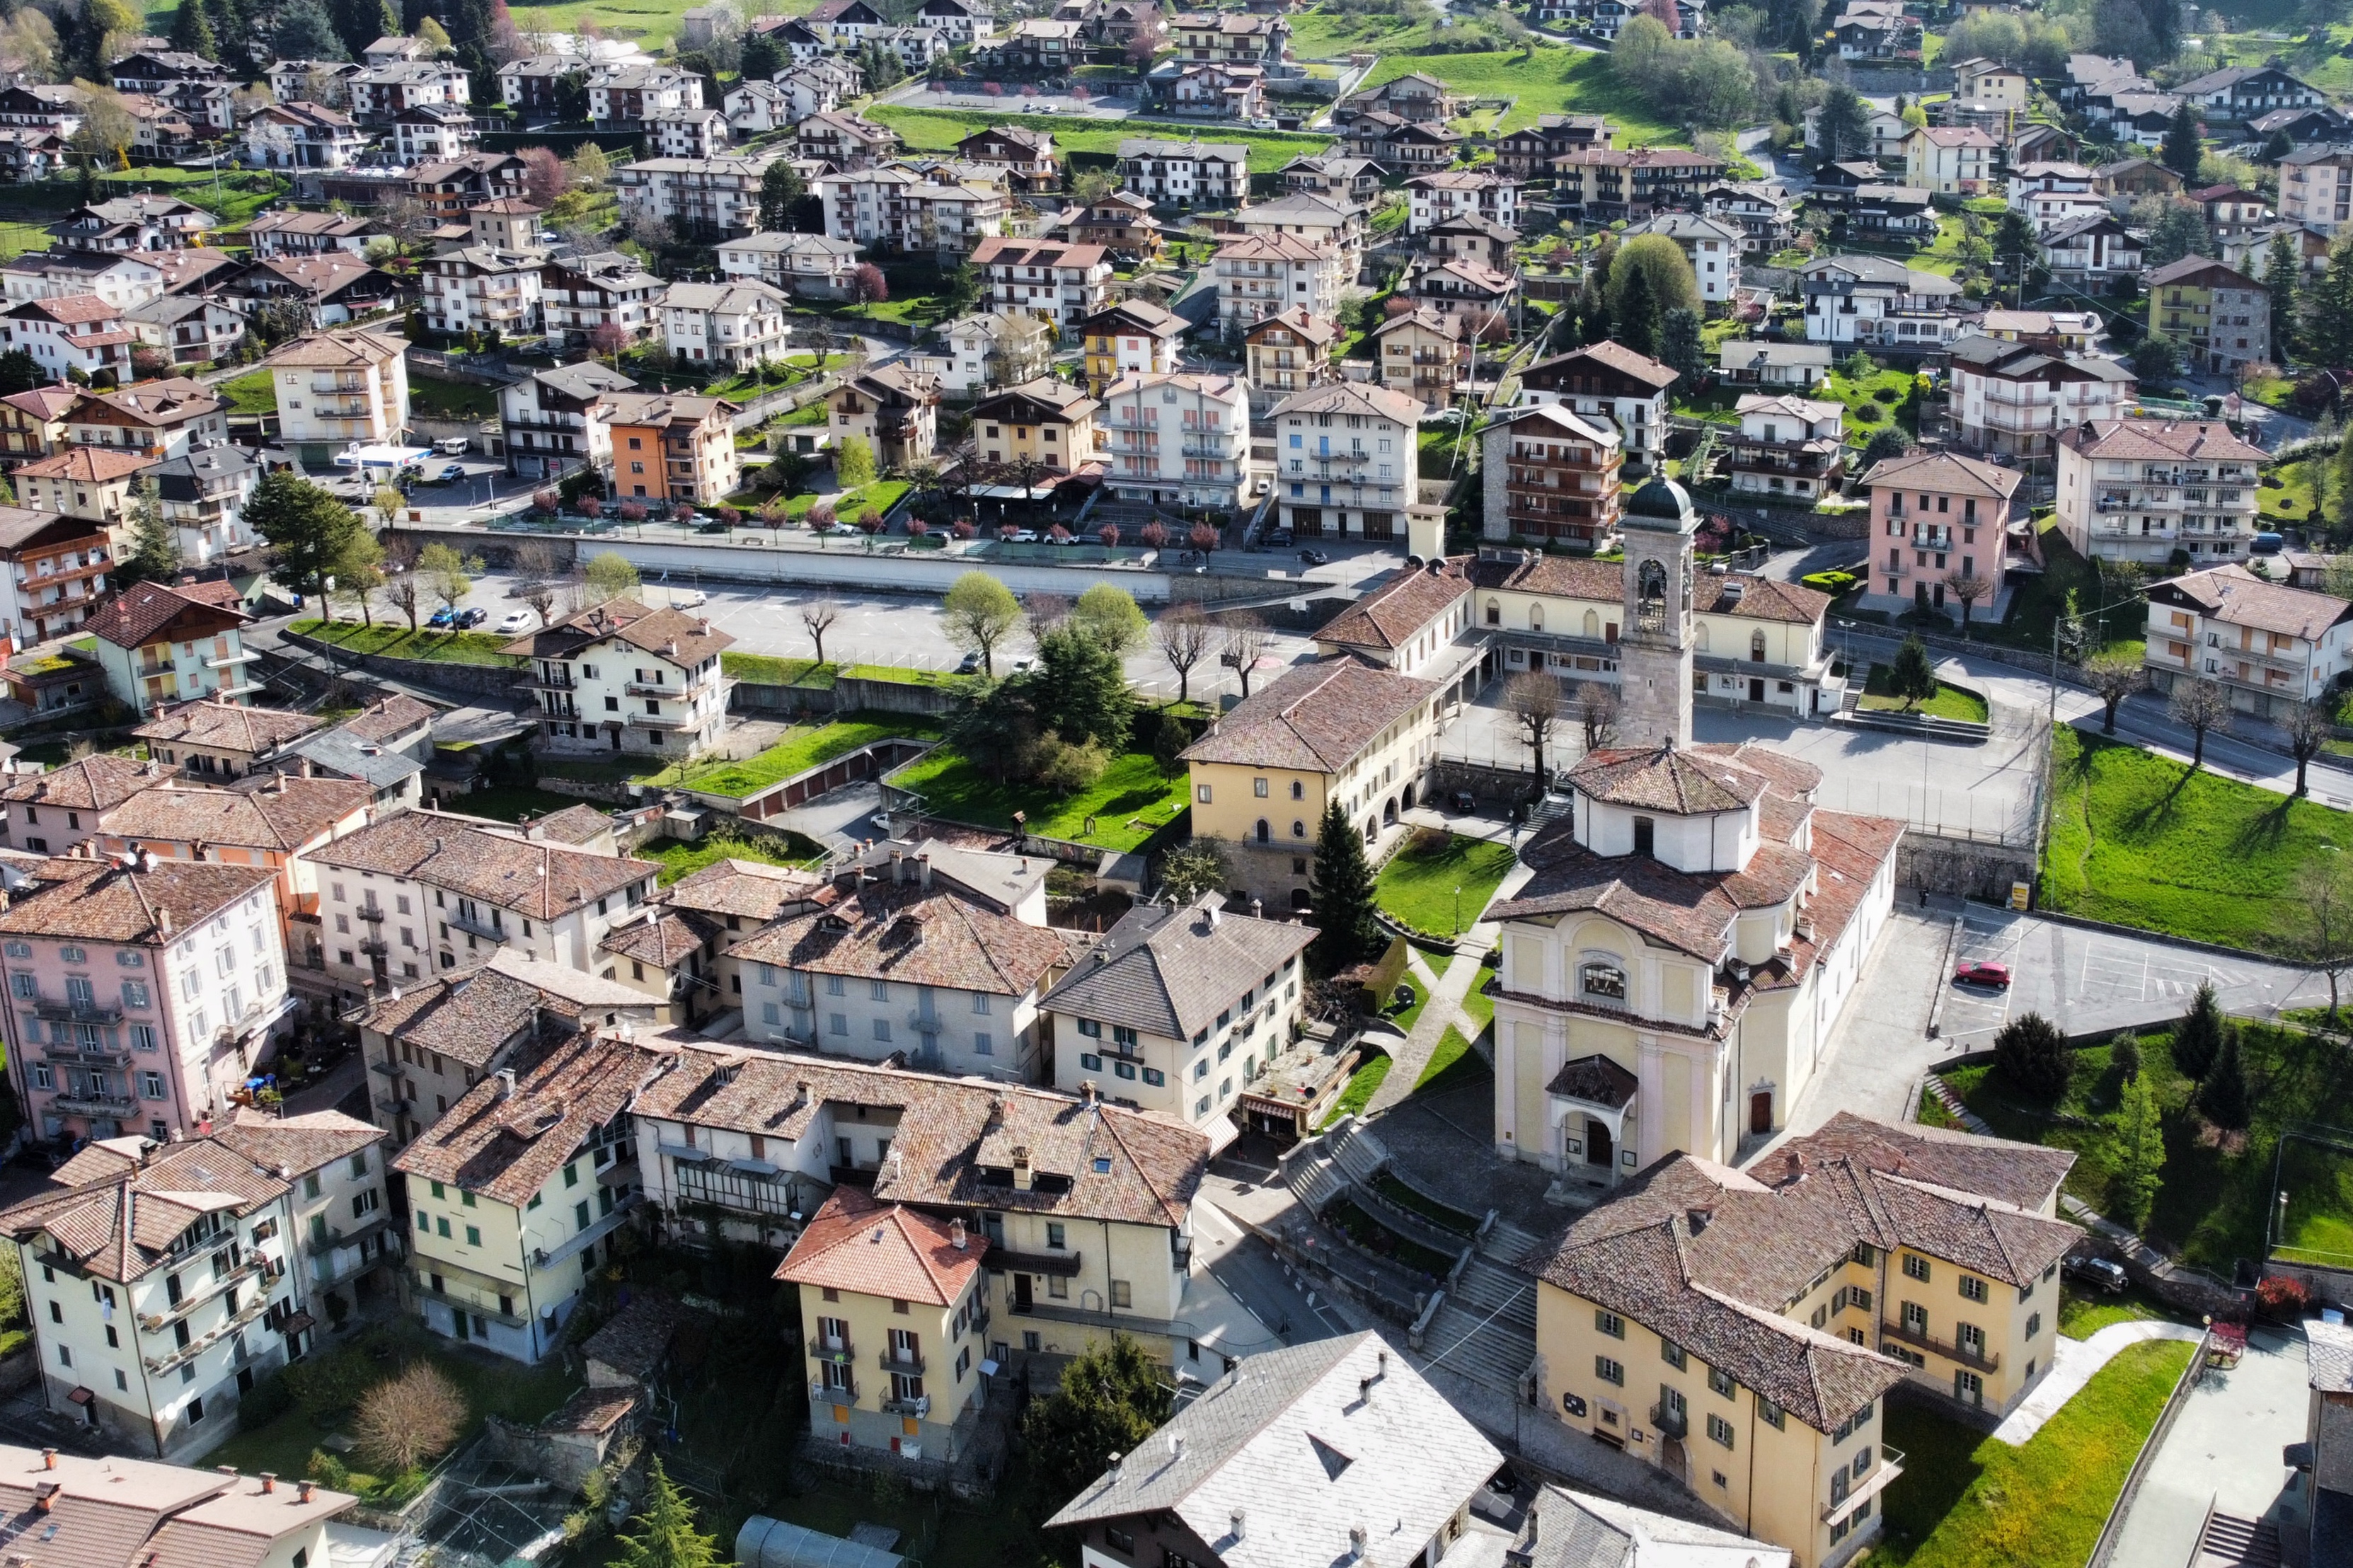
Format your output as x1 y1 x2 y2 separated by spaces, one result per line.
736 1518 905 1568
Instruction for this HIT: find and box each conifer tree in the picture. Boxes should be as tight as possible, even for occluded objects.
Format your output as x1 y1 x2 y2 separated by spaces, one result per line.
1308 800 1380 976
608 1463 723 1568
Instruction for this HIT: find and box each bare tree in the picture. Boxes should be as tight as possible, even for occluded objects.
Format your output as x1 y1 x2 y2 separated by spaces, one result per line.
2166 676 2233 770
801 598 840 664
1025 592 1069 646
2283 696 2336 796
512 539 562 628
352 1364 466 1474
2301 853 2353 1022
1221 613 1270 699
1941 570 1993 636
1154 603 1213 707
2083 650 2146 734
381 536 422 631
377 193 437 264
1572 681 1621 754
1505 670 1563 790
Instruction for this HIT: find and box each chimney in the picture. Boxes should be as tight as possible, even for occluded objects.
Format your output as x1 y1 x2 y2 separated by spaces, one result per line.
260 1474 275 1494
950 1218 967 1250
1171 1433 1187 1463
495 1068 517 1100
297 1480 313 1504
1106 1451 1122 1480
1250 897 1262 918
1228 1507 1243 1541
1348 1527 1367 1561
1359 1376 1373 1402
299 758 313 778
1081 1079 1099 1106
918 853 931 890
40 1449 54 1470
1011 1145 1032 1190
1377 1349 1387 1378
891 848 904 884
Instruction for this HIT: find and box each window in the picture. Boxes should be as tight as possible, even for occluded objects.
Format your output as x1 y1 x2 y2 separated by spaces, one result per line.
1047 1222 1066 1250
1959 1274 1989 1303
1110 1279 1131 1308
1706 1414 1734 1449
1580 962 1627 1001
1594 1355 1624 1385
1662 1341 1685 1369
1708 1367 1734 1398
2027 1312 2042 1338
1595 1309 1625 1339
1758 1397 1784 1429
1902 1253 1930 1282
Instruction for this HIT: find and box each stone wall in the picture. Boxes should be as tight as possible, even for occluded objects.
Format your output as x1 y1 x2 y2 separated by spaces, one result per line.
1896 830 2035 901
279 626 523 699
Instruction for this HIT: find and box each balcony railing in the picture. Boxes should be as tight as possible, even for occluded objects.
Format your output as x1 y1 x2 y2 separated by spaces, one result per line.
881 1395 929 1417
1650 1402 1688 1439
1823 1448 1906 1523
816 1376 859 1401
812 1337 854 1365
137 1252 263 1330
50 1092 138 1118
41 1042 132 1067
878 1347 926 1376
34 997 122 1025
447 909 505 942
1880 1317 2000 1373
627 710 694 730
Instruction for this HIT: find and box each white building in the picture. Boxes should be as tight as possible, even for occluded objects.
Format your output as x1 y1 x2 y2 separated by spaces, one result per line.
499 359 635 480
658 278 790 368
258 328 410 464
0 250 162 309
650 106 729 158
717 231 861 299
1945 334 2136 457
420 246 543 339
1097 371 1250 511
241 102 368 169
1270 381 1422 541
938 311 1054 393
1214 231 1344 338
615 153 785 239
1 294 134 383
2054 417 2265 567
210 1107 396 1318
969 235 1112 336
1621 212 1744 304
814 164 1008 256
2144 562 2353 716
501 599 734 760
1799 255 1972 348
1115 137 1249 209
721 80 792 134
1404 169 1518 234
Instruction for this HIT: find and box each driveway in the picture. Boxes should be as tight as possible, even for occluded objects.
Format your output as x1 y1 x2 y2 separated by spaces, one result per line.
2105 1325 2311 1567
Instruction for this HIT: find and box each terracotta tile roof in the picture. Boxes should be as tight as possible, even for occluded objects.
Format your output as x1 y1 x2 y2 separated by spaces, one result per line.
1795 1110 2075 1214
1180 656 1437 773
729 879 1081 998
1 386 80 421
2149 563 2353 642
1568 742 1770 814
500 598 734 667
2143 255 2260 289
1466 551 1622 600
335 692 435 744
1858 447 2023 500
74 376 221 427
971 377 1100 425
633 1046 1207 1230
305 809 657 921
258 327 406 369
98 774 370 853
579 1291 686 1380
1701 572 1831 624
0 854 275 945
1316 558 1471 653
2055 417 2265 464
0 1136 289 1282
602 906 715 969
0 1444 354 1568
0 753 163 813
392 1025 667 1207
1267 379 1425 427
132 698 323 755
776 1184 989 1305
12 446 158 483
1041 892 1310 1042
1521 340 1680 392
210 1106 384 1175
662 857 826 922
10 293 122 325
81 580 244 650
352 950 657 1071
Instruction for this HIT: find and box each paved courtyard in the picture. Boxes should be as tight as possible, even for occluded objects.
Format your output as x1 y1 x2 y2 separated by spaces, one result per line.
2106 1326 2311 1567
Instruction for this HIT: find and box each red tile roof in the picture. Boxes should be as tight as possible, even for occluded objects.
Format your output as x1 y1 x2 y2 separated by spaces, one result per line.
774 1184 989 1305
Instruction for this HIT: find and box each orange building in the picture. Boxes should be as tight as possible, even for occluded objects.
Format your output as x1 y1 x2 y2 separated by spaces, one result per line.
602 390 740 505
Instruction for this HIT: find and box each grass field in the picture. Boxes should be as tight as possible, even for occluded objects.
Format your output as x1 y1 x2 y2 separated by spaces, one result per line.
720 652 829 686
290 618 524 667
2275 1132 2353 1267
1321 1052 1393 1129
884 746 1187 851
1463 963 1497 1033
1376 831 1517 938
221 370 277 415
2058 1280 2192 1341
2040 726 2353 955
727 478 911 519
1824 365 1921 436
867 105 1335 173
1351 45 1681 141
1414 1025 1483 1096
409 377 500 420
640 831 827 883
1877 1339 2195 1567
657 715 943 799
1858 663 1989 722
497 0 824 49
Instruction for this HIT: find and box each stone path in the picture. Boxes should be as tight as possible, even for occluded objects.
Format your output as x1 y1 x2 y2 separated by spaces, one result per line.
1364 944 1490 1115
1991 1320 2206 1446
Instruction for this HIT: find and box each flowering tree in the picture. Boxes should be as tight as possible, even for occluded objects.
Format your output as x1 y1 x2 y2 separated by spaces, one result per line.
1097 522 1120 546
715 505 742 527
1189 523 1219 552
1020 82 1037 97
518 146 568 207
999 524 1022 541
531 488 559 517
579 496 603 519
907 518 931 538
759 499 787 529
857 507 884 534
618 501 648 523
587 322 630 362
1071 84 1091 103
851 263 889 304
983 80 1003 96
670 501 696 524
1139 520 1167 549
1384 294 1415 317
809 503 838 530
953 519 977 539
1047 523 1071 543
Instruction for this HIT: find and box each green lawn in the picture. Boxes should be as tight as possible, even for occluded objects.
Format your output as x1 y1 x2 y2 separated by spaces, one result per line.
1463 963 1497 1034
2275 1132 2353 1268
640 830 826 884
1321 1051 1393 1129
454 785 595 823
1375 831 1517 938
727 480 911 520
2042 725 2353 955
0 221 48 260
409 377 500 420
657 715 943 799
867 105 1335 173
2258 458 2321 530
1824 365 1922 438
291 618 524 667
500 0 821 48
2058 1280 2193 1341
720 652 829 687
1877 1339 2196 1567
882 746 1187 852
1352 45 1681 140
1413 1025 1484 1097
74 167 288 228
221 370 277 415
1858 663 1989 722
1982 524 2144 659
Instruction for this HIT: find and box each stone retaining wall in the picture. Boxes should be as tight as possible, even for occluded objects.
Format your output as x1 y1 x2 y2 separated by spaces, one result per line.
279 626 522 699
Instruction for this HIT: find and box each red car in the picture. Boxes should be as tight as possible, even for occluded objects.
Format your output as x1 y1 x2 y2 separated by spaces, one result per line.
1954 960 2013 988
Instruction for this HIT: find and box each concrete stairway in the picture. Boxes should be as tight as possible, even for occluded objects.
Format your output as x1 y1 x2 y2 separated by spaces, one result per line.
1287 1149 1348 1216
1481 1217 1549 1270
1420 1253 1538 1397
2192 1511 2282 1568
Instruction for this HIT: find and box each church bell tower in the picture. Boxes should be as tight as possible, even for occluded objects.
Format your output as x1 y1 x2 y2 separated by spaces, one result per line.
1616 475 1698 749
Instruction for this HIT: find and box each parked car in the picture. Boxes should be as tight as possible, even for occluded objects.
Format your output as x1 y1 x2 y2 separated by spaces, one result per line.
1299 548 1329 565
669 588 708 608
2064 1255 2127 1293
435 463 465 483
1449 790 1477 814
494 610 534 635
2253 531 2285 554
433 437 468 456
427 606 455 629
1267 527 1294 546
955 651 982 674
1006 529 1040 543
455 607 486 628
1952 959 2012 988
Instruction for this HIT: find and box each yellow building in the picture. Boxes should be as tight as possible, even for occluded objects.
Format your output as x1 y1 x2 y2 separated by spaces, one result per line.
1179 655 1450 911
392 1025 664 1362
778 1184 992 1461
1531 1113 2078 1567
1077 300 1185 398
970 378 1099 475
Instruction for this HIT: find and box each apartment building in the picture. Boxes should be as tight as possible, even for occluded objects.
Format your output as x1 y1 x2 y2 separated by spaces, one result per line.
1077 300 1185 397
357 949 660 1148
818 363 936 472
95 773 372 957
717 231 861 299
632 1046 1211 1371
500 361 635 480
1725 394 1843 501
1549 146 1726 221
9 446 149 531
2042 214 2144 285
1040 895 1308 1153
299 809 659 1001
615 154 785 239
347 59 469 122
727 849 1069 1080
1371 306 1467 411
1531 1114 2075 1565
603 389 739 505
1116 137 1248 209
210 1107 393 1315
2144 563 2353 717
1495 110 1611 178
504 599 732 759
0 1138 306 1455
1243 306 1337 402
971 379 1099 475
420 246 543 340
814 165 1008 256
951 123 1056 192
125 294 245 370
969 237 1112 338
2145 255 2270 376
1231 192 1363 284
938 312 1054 394
0 249 162 310
0 508 110 646
1268 381 1420 541
1096 371 1249 512
397 1024 661 1362
1183 655 1446 906
1619 212 1742 304
83 581 253 716
1902 124 1996 195
587 64 702 129
0 755 159 857
1479 400 1625 552
1 294 134 384
1945 335 2135 457
1171 9 1287 64
2279 144 2353 236
1799 256 1971 350
0 385 75 459
541 250 665 347
1518 341 1680 473
2054 417 2265 567
242 102 369 169
658 278 790 368
795 110 898 169
62 379 225 460
130 700 320 781
258 328 410 465
2174 62 2323 122
1856 449 2021 618
0 851 289 1148
1407 255 1517 342
1214 232 1343 340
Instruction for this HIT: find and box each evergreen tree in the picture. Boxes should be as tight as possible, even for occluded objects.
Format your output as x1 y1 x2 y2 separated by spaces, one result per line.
118 477 178 586
2264 127 2294 164
2112 1069 2165 1230
609 1463 724 1568
326 0 386 59
1888 635 1938 707
2307 239 2353 370
245 470 361 610
1658 306 1703 386
1017 1337 1170 1511
1307 800 1379 976
1993 1011 2071 1099
2265 230 2302 362
168 1 218 59
1614 263 1659 358
2199 1025 2250 1129
757 159 805 231
1031 624 1132 754
2161 100 2204 180
2171 982 2223 1080
0 350 40 396
740 30 782 81
1815 84 1870 164
2144 203 2211 267
273 0 343 61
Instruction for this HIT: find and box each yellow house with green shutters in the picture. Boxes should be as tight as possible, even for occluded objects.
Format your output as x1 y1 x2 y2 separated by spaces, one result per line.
1530 1113 2079 1567
393 1025 664 1364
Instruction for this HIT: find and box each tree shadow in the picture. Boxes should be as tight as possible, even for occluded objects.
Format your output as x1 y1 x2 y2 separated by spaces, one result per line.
2228 799 2299 858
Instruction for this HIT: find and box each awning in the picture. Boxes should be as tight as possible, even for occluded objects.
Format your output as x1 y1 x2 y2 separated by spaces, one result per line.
1546 1054 1640 1141
66 1386 93 1405
282 1312 315 1335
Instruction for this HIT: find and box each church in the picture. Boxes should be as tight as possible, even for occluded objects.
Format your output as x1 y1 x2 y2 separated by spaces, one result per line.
1488 475 1906 1185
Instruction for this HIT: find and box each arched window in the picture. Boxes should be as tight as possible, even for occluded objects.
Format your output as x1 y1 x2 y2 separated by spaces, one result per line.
1751 629 1768 662
1531 606 1545 633
1291 779 1304 800
1638 559 1667 630
1694 622 1710 652
1583 608 1600 638
1292 819 1306 838
1485 598 1500 626
1255 819 1270 843
1580 961 1628 1003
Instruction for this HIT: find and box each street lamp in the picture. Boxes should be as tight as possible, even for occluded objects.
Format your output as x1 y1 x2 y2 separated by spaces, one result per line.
1454 884 1462 934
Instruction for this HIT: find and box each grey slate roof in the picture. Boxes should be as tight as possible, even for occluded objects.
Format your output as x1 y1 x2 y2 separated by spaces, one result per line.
531 361 637 400
1512 1485 1790 1568
2311 1318 2353 1393
278 729 424 792
1039 892 1311 1042
1046 1331 1502 1568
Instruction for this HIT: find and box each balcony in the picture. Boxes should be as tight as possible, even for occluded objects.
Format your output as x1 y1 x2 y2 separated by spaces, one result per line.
137 1251 263 1330
357 937 388 957
1823 1448 1906 1523
34 997 122 1025
627 710 694 730
906 1010 943 1035
50 1092 138 1118
878 1347 926 1376
41 1041 132 1068
816 1376 859 1401
520 670 576 691
1880 1317 2000 1373
1650 1402 1688 1439
812 1337 855 1366
881 1395 929 1417
142 1290 270 1376
447 909 505 942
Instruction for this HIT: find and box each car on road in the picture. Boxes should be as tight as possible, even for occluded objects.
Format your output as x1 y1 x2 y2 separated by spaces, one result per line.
435 463 465 483
427 607 455 629
494 610 534 635
955 651 982 674
1299 548 1329 565
433 438 469 456
669 588 708 607
2064 1255 2127 1293
1449 790 1477 814
1267 527 1293 546
1952 959 2012 988
825 521 860 536
1006 529 1040 543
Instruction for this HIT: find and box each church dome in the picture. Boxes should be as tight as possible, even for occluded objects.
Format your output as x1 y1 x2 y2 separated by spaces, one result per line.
1623 475 1694 530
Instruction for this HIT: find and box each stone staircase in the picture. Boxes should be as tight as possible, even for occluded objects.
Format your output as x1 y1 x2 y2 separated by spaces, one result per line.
1287 1148 1349 1215
2191 1511 2281 1568
1420 1252 1538 1397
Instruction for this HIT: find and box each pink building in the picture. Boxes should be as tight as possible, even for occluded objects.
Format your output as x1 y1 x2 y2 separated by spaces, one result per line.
0 851 293 1149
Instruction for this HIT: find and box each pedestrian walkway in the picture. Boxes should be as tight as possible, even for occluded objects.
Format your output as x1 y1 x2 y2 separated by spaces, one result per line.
1364 945 1488 1114
2107 1325 2309 1567
1991 1320 2205 1446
